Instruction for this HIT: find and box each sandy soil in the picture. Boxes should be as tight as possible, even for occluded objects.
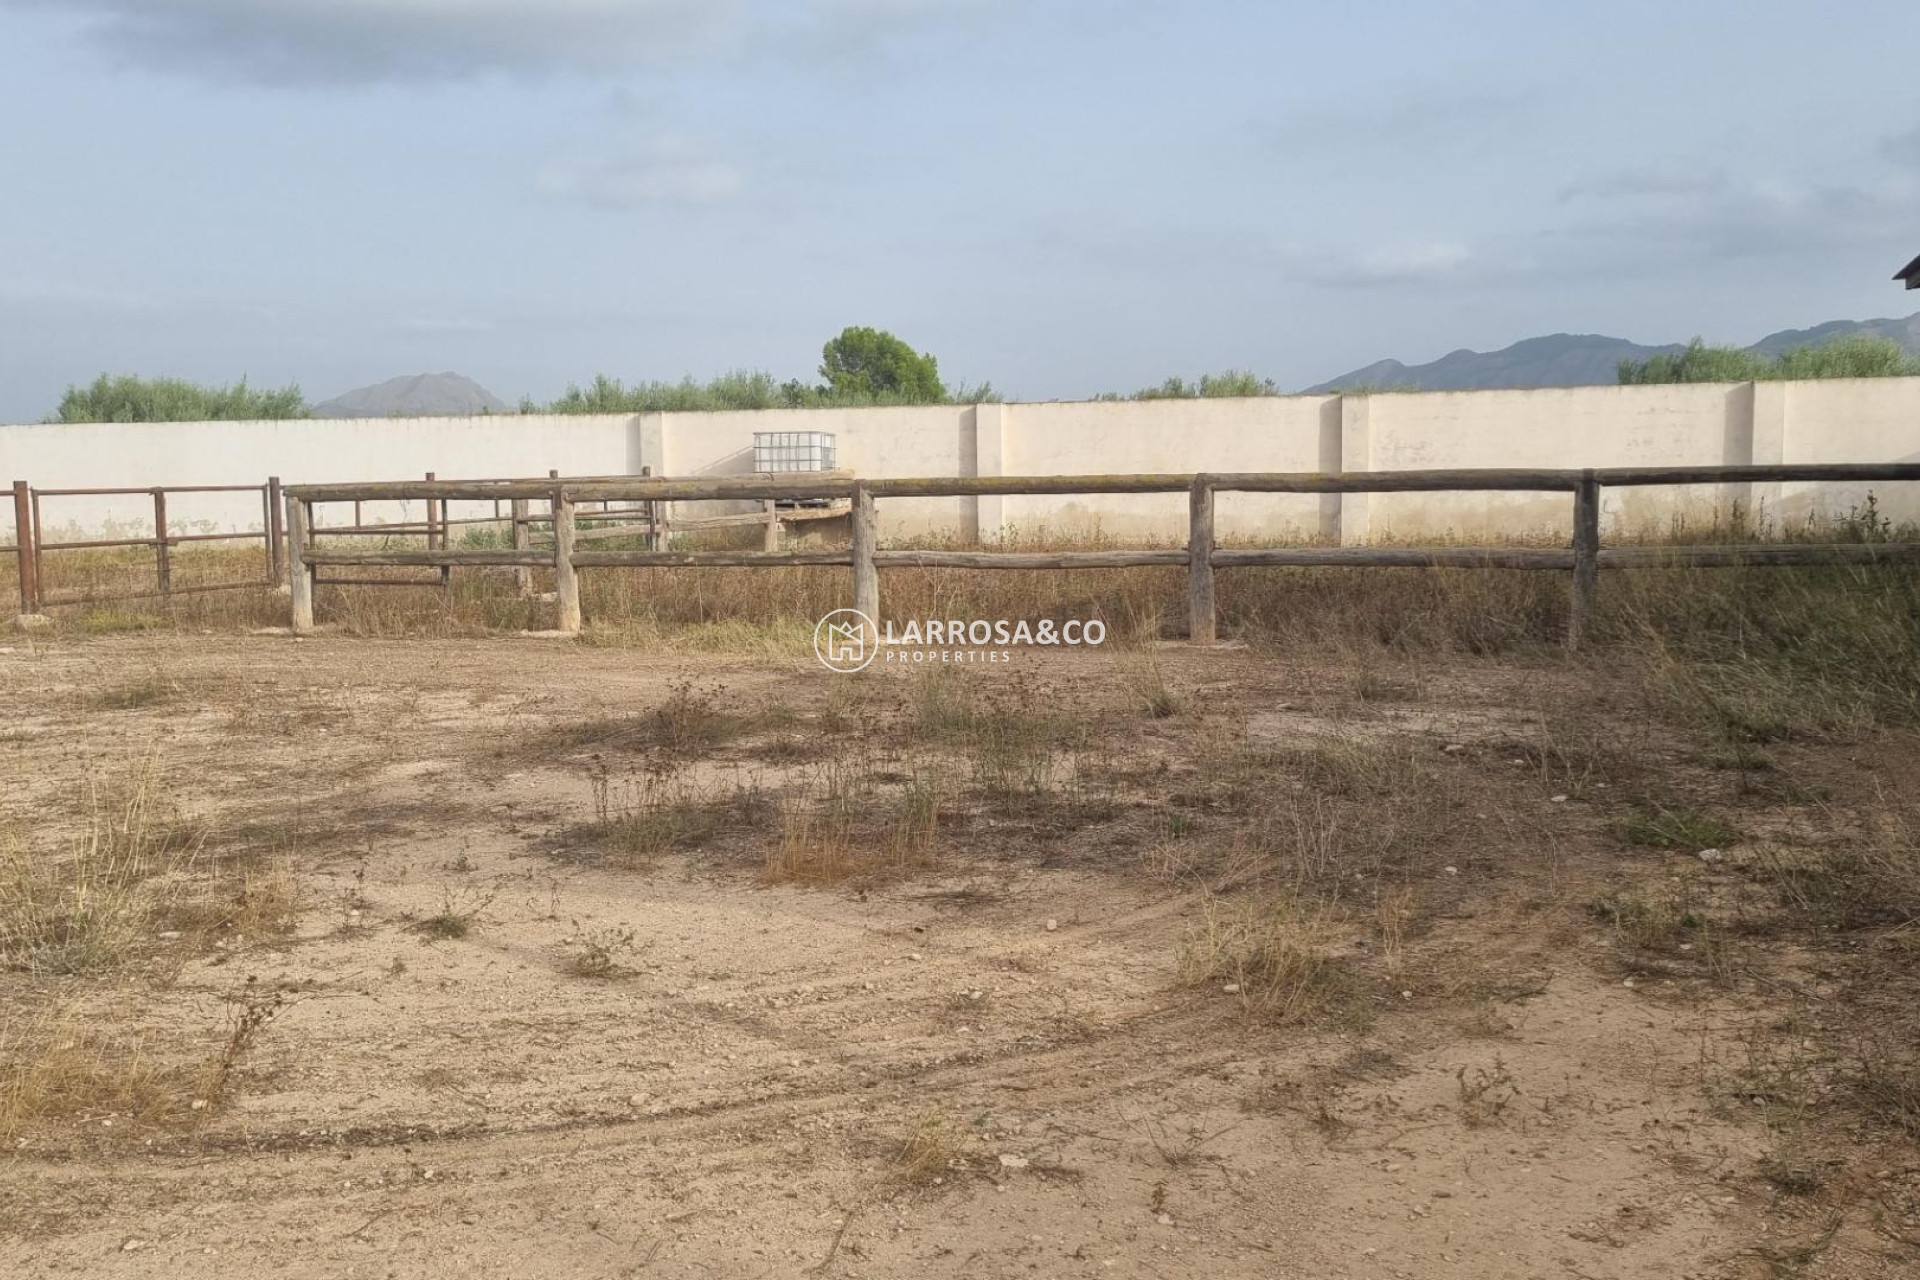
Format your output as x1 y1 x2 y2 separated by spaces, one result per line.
0 632 1911 1278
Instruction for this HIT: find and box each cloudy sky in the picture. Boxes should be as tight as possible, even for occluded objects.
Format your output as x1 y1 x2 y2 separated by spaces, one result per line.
1 0 1916 420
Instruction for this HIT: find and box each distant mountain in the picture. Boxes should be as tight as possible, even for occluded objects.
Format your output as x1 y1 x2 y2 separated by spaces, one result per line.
313 372 506 418
1306 313 1920 393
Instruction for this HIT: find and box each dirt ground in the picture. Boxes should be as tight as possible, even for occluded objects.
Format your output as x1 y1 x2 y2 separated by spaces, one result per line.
2 630 1915 1278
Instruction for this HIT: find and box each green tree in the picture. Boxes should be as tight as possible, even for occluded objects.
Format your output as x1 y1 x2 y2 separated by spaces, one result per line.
1099 370 1279 400
51 374 308 422
1618 336 1920 385
818 326 946 402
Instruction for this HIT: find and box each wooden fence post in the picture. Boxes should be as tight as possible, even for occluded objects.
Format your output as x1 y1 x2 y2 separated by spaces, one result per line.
152 488 171 598
266 477 285 585
511 497 532 597
763 498 780 553
287 494 314 633
552 485 581 634
11 480 37 615
1569 469 1600 650
850 483 879 622
1188 476 1216 645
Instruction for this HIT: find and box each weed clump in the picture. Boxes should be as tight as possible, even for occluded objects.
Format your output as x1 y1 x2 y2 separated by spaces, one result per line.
1179 894 1363 1024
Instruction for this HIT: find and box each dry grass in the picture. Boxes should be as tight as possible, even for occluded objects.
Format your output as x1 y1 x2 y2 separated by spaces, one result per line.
0 1010 210 1140
763 804 856 886
559 924 641 978
575 768 761 868
1179 893 1361 1024
890 1107 962 1188
0 982 293 1144
0 762 205 975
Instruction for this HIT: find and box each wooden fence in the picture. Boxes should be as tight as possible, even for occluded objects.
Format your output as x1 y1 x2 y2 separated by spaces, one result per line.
280 463 1920 647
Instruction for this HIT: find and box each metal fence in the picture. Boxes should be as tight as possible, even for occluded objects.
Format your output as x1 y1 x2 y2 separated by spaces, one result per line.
8 478 285 612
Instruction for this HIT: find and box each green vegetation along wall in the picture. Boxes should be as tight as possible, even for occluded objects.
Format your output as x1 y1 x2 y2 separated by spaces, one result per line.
1618 336 1920 384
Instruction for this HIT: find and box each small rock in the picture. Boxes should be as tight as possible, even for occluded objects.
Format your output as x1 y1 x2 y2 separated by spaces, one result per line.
907 952 923 962
1442 743 1466 754
1222 983 1241 994
121 1240 145 1253
1550 794 1569 803
1044 919 1058 932
190 1099 208 1111
157 931 182 940
1156 1214 1174 1227
999 1154 1030 1170
1399 990 1413 1000
1443 866 1459 876
1697 848 1724 863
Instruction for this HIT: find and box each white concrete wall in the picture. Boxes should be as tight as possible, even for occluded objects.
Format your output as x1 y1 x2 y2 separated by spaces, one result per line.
1003 397 1339 542
0 414 640 538
1360 384 1741 539
1774 379 1920 529
4 379 1917 545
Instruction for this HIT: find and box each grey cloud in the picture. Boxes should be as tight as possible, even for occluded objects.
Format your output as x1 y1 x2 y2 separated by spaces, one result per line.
1564 175 1920 263
538 136 744 208
1288 238 1482 290
1556 161 1731 204
1263 83 1542 150
13 0 986 84
1884 126 1920 166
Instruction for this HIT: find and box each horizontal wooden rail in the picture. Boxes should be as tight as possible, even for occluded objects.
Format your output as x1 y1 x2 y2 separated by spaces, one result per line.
303 548 551 568
1205 469 1584 494
1592 463 1920 486
1212 547 1578 569
866 475 1195 497
874 549 1188 569
1596 542 1920 568
571 549 854 568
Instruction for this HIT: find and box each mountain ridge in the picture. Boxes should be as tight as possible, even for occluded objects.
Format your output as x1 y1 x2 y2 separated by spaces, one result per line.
1306 312 1920 393
313 372 506 418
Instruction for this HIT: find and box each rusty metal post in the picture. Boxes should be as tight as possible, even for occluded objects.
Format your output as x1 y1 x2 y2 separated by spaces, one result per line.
641 464 662 552
29 487 45 599
152 488 171 598
423 471 450 592
266 477 286 584
10 480 36 614
511 497 532 597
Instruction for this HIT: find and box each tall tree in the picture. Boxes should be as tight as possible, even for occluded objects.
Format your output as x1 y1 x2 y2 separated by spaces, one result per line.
817 327 947 402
